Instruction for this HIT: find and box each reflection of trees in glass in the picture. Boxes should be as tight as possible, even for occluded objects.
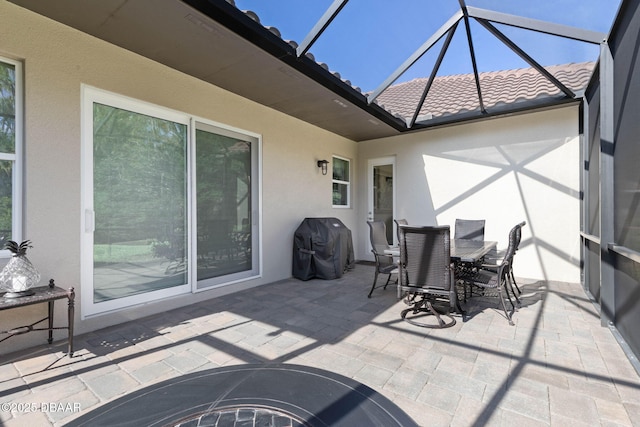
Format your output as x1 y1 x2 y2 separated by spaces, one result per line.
0 162 12 242
0 62 15 242
332 157 349 206
333 182 347 205
332 157 348 181
93 103 187 263
196 130 251 233
196 130 252 279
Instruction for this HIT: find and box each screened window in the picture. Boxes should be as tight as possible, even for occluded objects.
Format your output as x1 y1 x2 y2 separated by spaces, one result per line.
0 57 22 251
332 155 350 208
82 87 260 315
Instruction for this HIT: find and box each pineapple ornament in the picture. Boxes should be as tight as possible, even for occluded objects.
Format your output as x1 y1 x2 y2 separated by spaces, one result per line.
1 240 41 298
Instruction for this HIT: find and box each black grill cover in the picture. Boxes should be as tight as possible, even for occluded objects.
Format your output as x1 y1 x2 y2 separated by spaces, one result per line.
293 217 355 280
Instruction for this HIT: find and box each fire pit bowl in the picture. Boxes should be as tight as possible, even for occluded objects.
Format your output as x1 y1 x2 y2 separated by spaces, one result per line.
65 364 418 426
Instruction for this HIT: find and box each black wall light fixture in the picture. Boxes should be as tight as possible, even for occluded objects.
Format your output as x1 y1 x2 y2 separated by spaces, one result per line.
317 159 329 175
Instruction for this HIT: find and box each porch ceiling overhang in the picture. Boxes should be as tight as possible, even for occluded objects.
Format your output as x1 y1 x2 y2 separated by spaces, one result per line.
8 0 606 141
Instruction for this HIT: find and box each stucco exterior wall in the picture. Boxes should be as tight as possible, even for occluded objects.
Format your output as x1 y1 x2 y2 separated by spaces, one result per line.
357 107 581 283
0 2 358 352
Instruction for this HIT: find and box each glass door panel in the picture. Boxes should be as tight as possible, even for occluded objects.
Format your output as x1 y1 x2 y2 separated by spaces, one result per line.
0 160 13 243
195 127 253 283
368 157 396 246
92 103 188 303
0 60 17 245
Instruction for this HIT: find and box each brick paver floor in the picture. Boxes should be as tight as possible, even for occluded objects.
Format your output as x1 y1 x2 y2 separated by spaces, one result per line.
1 263 639 426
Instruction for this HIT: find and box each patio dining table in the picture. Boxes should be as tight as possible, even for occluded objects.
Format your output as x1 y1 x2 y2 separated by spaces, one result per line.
384 239 497 263
450 239 497 263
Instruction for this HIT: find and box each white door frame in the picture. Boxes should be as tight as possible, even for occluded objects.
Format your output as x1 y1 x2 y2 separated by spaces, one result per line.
366 156 397 260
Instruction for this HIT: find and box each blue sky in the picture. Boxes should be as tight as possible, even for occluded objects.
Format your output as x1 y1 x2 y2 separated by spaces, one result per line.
235 1 621 92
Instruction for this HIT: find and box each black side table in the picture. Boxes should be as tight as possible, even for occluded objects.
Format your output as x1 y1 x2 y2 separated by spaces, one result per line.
0 279 75 356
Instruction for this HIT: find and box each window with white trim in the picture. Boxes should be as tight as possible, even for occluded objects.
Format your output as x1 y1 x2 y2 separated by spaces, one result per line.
0 57 23 252
332 155 350 208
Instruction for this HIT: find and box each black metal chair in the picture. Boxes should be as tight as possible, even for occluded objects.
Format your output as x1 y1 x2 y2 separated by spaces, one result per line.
393 218 408 244
398 225 462 328
481 221 526 299
460 224 519 325
510 221 526 295
454 218 485 241
366 220 398 298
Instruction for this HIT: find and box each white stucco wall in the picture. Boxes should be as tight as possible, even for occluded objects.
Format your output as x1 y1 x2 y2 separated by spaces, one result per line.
0 2 358 352
357 107 582 283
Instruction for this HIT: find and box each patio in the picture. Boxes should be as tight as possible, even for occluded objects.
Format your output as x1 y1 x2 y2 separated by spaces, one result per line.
1 263 639 426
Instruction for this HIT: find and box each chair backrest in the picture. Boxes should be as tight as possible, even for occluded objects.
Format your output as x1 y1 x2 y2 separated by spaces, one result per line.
398 225 451 291
454 219 485 241
367 220 390 254
502 223 521 265
508 221 526 273
514 221 526 251
394 218 408 243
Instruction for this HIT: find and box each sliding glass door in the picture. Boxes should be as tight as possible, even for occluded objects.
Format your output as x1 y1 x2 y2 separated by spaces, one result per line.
83 87 260 316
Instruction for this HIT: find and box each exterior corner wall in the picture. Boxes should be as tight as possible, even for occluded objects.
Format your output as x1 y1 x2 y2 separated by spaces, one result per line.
357 106 582 283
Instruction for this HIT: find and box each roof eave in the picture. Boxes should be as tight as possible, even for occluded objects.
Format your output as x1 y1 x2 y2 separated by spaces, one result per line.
181 0 409 133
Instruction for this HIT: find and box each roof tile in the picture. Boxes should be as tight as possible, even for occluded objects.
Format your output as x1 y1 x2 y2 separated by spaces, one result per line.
375 62 595 121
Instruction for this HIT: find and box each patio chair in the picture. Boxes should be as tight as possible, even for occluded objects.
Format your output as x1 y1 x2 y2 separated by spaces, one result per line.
398 225 462 328
393 218 408 243
367 220 398 298
510 221 526 295
482 221 526 299
454 218 485 241
460 224 519 325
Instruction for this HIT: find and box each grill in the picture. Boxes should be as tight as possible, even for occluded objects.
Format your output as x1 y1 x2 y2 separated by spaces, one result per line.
292 217 354 280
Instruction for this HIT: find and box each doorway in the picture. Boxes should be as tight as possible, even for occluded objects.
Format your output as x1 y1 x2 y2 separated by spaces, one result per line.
367 157 396 252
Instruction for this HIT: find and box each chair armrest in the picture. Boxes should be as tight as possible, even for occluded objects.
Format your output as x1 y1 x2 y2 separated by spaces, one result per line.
373 252 394 260
480 262 500 272
372 251 397 267
481 259 500 266
483 249 505 260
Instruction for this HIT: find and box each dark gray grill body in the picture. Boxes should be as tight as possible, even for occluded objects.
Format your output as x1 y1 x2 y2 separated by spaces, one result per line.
292 218 354 280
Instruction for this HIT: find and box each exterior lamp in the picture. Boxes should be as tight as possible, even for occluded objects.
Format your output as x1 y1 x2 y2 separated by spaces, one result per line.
317 159 329 175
